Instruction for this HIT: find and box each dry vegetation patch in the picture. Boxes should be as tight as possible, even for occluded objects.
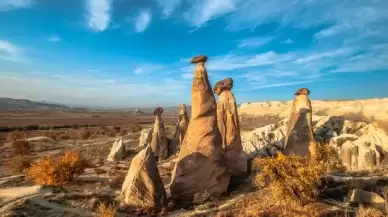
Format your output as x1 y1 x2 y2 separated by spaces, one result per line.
11 140 33 155
97 202 117 217
7 155 33 174
26 150 88 186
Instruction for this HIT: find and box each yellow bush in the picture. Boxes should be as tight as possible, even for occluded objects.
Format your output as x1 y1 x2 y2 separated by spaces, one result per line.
26 151 87 186
97 202 117 217
315 142 346 173
254 153 325 206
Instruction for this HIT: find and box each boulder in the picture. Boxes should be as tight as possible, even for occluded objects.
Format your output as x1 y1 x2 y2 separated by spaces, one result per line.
350 189 385 206
170 55 230 205
138 128 152 148
107 138 126 162
120 146 167 211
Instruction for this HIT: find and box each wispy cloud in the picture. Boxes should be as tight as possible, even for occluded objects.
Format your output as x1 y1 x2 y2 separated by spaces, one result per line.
0 40 28 63
48 36 61 42
133 64 164 74
252 80 316 90
294 48 356 64
154 0 182 18
282 38 293 44
237 36 276 48
183 0 240 27
85 0 112 31
134 11 152 33
0 0 34 11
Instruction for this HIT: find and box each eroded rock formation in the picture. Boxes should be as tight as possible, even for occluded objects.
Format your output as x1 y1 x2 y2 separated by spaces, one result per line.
107 138 126 162
170 55 230 204
178 104 189 147
214 77 247 175
120 145 167 211
284 88 317 159
139 128 153 148
150 107 168 161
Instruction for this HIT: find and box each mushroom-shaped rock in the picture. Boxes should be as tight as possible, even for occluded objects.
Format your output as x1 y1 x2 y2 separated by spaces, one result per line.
214 77 247 176
139 128 153 148
107 138 126 162
150 107 168 161
190 55 207 63
213 77 233 95
170 55 230 204
284 88 317 159
120 145 167 211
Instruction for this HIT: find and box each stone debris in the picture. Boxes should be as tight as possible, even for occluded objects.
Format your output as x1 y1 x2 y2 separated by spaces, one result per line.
107 137 126 162
120 145 167 211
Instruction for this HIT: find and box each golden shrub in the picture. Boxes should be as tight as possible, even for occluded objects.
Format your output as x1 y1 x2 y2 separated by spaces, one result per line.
7 155 32 174
315 142 346 173
356 206 385 217
26 151 87 186
12 140 33 155
254 153 325 206
97 202 117 217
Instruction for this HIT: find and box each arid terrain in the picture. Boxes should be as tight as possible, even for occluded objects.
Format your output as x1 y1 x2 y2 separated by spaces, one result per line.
0 98 388 217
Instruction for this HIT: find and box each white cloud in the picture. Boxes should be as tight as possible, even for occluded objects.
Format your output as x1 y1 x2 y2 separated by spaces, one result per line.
180 73 192 79
86 0 112 31
252 80 316 90
48 36 61 42
134 11 152 33
0 0 34 11
0 40 27 63
133 64 164 74
282 38 293 44
154 0 182 17
237 36 276 48
183 0 240 27
294 47 356 64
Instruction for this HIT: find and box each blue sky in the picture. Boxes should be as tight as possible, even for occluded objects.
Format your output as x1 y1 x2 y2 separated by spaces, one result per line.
0 0 387 108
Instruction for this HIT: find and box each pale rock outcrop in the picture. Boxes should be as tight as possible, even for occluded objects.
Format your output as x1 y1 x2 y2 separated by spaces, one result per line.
120 145 167 211
150 107 168 161
107 138 126 162
284 88 317 158
350 189 385 206
170 55 230 204
178 104 189 147
355 123 388 151
214 77 247 175
238 98 388 123
139 128 153 148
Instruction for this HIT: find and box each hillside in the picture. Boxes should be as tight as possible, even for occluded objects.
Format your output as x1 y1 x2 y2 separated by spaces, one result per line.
0 98 71 110
238 98 388 121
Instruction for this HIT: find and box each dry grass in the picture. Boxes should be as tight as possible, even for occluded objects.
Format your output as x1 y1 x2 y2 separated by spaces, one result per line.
108 164 127 188
79 129 92 140
356 206 385 217
254 153 325 206
223 150 347 217
315 142 347 173
11 140 33 155
6 131 26 141
97 202 117 217
26 150 88 186
7 155 33 174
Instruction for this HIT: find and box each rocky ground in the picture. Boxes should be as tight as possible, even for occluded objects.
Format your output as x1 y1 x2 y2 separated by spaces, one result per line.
1 116 388 217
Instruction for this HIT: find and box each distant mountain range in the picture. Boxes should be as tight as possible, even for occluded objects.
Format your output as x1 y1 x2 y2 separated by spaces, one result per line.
0 98 72 110
0 97 193 114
